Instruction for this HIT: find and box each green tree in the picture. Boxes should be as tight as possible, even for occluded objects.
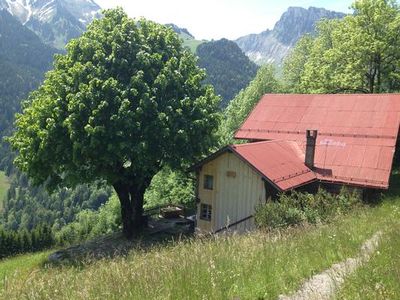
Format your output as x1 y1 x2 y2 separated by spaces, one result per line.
217 65 280 145
282 34 314 93
284 0 400 93
8 9 220 237
144 167 195 208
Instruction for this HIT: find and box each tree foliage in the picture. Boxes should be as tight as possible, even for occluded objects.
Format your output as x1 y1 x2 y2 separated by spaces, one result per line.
9 8 220 237
217 65 280 145
283 0 400 94
144 167 195 208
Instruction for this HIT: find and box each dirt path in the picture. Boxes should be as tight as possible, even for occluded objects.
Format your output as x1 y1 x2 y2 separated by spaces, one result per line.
278 231 383 300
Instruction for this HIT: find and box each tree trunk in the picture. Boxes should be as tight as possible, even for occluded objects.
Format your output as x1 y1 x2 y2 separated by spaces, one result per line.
113 179 151 238
376 56 381 93
113 182 135 238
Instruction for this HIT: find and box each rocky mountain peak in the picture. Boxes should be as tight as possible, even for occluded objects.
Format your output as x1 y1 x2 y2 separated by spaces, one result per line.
273 6 346 45
0 0 101 49
165 23 194 39
235 6 346 65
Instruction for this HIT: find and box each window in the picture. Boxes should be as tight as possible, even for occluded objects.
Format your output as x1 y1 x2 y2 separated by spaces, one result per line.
200 203 212 221
203 175 214 190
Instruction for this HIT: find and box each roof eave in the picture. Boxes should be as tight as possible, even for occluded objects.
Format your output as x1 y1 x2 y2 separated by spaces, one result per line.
188 146 232 172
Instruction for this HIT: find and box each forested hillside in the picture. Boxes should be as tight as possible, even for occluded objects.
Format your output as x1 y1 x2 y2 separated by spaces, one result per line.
166 25 259 107
0 10 57 170
1 174 111 231
196 39 259 106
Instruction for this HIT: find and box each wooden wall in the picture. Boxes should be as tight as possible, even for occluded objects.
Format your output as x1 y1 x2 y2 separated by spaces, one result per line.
196 152 266 233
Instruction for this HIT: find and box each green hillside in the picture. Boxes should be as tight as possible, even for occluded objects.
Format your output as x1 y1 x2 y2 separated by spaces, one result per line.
1 183 400 299
182 37 205 53
0 9 57 171
165 23 205 52
196 39 259 106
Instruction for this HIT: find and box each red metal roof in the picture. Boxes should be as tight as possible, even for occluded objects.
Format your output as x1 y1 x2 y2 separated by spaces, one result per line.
235 94 400 189
231 141 316 191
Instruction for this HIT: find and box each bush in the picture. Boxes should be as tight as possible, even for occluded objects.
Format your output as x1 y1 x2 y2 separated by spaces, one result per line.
255 187 363 229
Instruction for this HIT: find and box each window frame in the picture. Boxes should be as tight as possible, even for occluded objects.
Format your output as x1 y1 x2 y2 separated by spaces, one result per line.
203 174 214 190
200 203 212 221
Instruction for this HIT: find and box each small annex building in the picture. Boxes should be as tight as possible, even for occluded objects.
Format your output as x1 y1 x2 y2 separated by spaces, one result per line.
193 94 400 233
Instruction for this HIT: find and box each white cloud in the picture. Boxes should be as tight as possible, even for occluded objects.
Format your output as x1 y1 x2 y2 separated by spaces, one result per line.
94 0 352 40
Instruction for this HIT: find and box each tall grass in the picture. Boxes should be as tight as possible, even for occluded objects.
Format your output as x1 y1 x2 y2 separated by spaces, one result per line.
334 177 400 299
336 210 400 299
1 199 399 300
0 251 51 290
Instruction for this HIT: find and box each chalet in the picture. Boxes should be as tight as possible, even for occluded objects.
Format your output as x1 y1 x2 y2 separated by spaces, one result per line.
193 94 400 233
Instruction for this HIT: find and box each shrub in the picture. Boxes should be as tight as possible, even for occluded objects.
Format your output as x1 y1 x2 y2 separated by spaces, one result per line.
254 200 306 228
255 187 363 229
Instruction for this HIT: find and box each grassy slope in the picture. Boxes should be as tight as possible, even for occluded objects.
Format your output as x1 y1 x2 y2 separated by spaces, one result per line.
0 251 51 289
184 38 205 53
178 32 206 53
0 171 9 210
1 196 400 299
336 177 400 300
336 223 400 300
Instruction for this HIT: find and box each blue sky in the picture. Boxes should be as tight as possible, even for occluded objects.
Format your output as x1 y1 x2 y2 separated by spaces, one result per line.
95 0 353 40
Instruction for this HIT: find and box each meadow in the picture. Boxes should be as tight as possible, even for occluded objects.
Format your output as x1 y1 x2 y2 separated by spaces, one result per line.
0 193 399 299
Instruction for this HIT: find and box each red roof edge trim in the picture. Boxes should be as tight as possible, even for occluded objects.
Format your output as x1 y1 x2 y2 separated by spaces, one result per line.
273 169 314 184
317 179 388 190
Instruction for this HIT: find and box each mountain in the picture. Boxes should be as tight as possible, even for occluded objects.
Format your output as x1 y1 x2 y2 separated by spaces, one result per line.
166 23 194 39
0 9 57 145
165 25 258 106
0 0 101 49
236 7 346 65
196 39 259 107
166 23 205 53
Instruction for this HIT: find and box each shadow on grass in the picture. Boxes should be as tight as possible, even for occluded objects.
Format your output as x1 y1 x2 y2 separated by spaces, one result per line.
385 172 400 199
44 223 194 269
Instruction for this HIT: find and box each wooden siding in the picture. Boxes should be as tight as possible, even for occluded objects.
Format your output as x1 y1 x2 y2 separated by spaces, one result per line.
197 152 266 233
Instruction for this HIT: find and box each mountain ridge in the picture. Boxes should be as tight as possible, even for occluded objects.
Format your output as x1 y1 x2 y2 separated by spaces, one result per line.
0 0 101 49
0 9 57 162
235 6 346 65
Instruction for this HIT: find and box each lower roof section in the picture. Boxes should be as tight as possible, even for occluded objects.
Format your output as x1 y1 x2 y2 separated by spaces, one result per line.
193 141 317 192
310 141 392 189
